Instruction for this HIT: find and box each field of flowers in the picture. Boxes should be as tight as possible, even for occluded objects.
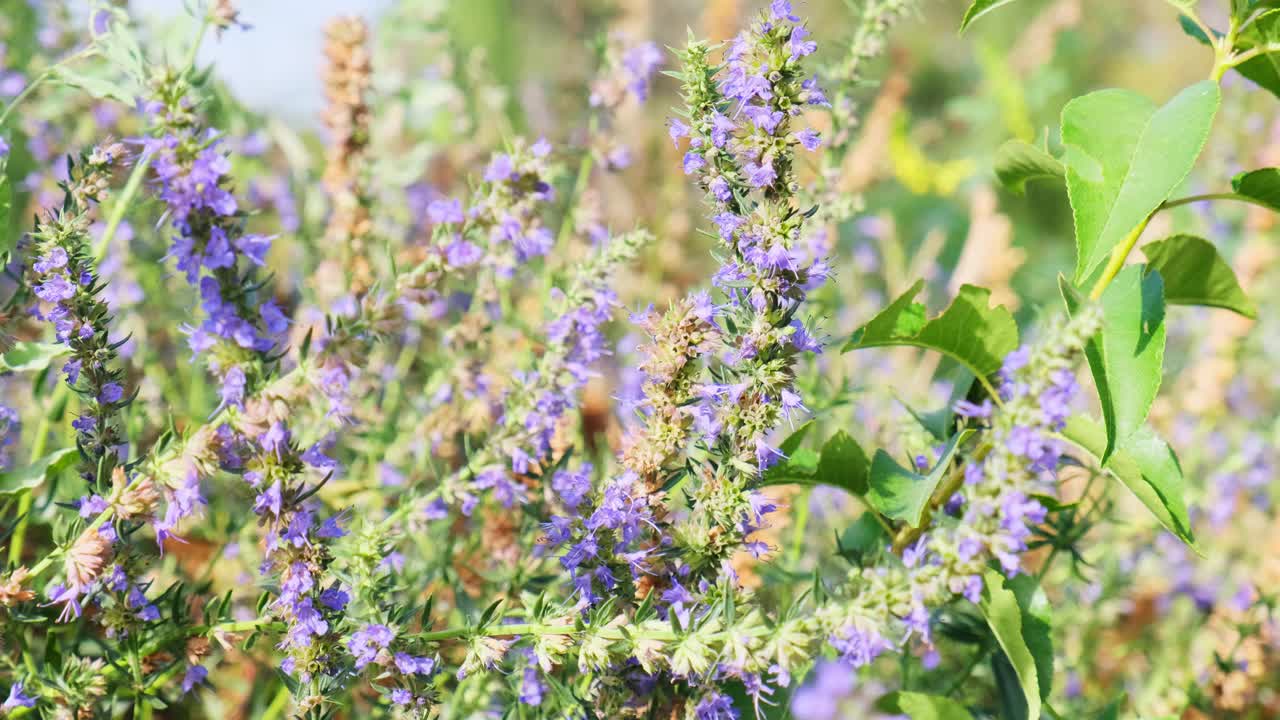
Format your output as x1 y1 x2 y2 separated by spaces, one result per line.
0 0 1277 718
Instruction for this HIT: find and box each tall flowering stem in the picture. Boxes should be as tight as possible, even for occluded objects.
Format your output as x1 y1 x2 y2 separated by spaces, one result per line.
321 16 375 294
26 144 130 486
661 2 829 571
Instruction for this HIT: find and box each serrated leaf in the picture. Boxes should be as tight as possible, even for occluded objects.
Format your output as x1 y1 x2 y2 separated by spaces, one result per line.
1060 416 1195 546
1231 167 1280 212
1141 235 1255 317
0 448 78 497
1062 82 1219 283
0 341 69 373
844 282 1018 388
876 692 975 719
815 431 870 495
994 139 1064 194
979 569 1041 720
762 428 869 496
866 429 974 527
959 0 1026 32
1062 267 1165 461
1007 575 1053 701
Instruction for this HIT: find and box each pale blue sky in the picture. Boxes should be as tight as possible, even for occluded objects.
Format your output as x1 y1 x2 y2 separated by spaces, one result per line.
135 0 393 125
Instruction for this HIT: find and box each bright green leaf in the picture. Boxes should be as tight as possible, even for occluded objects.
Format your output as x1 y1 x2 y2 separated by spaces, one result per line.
1060 416 1195 546
1231 167 1280 212
816 430 871 495
1062 82 1219 283
837 512 888 564
1007 575 1054 701
0 341 69 373
844 282 1018 393
1141 235 1256 317
1062 266 1166 461
877 691 975 720
959 0 1027 32
979 569 1041 720
994 139 1064 194
866 429 974 526
0 448 78 497
1232 11 1280 99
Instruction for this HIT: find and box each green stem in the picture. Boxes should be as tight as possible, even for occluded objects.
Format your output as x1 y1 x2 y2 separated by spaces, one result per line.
1088 214 1152 301
0 46 97 129
93 155 153 262
260 684 291 720
7 393 60 564
1160 191 1274 212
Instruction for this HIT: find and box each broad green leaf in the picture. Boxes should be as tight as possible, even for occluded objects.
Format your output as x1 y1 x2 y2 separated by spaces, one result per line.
1061 416 1195 545
866 429 974 526
1231 168 1280 212
815 430 870 495
844 282 1019 388
1062 267 1166 461
763 428 870 497
837 512 888 564
1141 235 1256 318
959 0 1026 32
0 341 68 373
979 569 1041 720
1062 82 1219 283
0 448 78 497
1232 11 1280 99
53 65 137 104
877 692 975 720
994 139 1064 194
763 421 819 484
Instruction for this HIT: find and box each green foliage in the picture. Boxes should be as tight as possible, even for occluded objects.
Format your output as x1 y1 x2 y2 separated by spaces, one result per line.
1231 167 1280 212
0 341 69 374
979 569 1044 720
1061 82 1219 283
763 425 870 496
0 159 10 260
866 429 974 526
959 0 1028 32
1062 268 1166 462
844 282 1018 393
993 136 1064 193
1060 416 1195 546
0 448 77 497
1141 235 1256 317
993 139 1064 195
877 691 975 719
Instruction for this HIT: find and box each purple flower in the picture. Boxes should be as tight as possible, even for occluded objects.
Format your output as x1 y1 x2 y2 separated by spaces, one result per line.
829 623 892 668
694 692 738 720
683 151 706 175
621 41 664 102
181 665 208 694
744 160 776 188
795 128 821 151
754 437 785 471
668 118 689 146
391 689 413 706
35 274 76 302
2 681 35 710
519 667 547 705
484 154 515 183
98 382 124 404
427 198 464 225
789 26 817 61
771 0 800 22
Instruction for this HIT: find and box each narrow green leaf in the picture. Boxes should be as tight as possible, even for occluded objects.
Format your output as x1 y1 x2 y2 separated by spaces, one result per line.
959 0 1026 32
0 448 78 497
1063 266 1166 461
1231 167 1280 212
0 159 11 260
1006 575 1054 701
1060 416 1195 546
1141 235 1256 318
866 429 974 526
0 341 69 374
1062 82 1220 283
877 691 975 720
844 283 1018 386
994 139 1064 195
979 569 1041 720
1232 11 1280 99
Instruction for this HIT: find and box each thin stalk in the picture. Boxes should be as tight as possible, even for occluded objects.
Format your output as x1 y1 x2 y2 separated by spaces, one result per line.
0 46 97 129
1088 214 1152 301
1160 191 1274 212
